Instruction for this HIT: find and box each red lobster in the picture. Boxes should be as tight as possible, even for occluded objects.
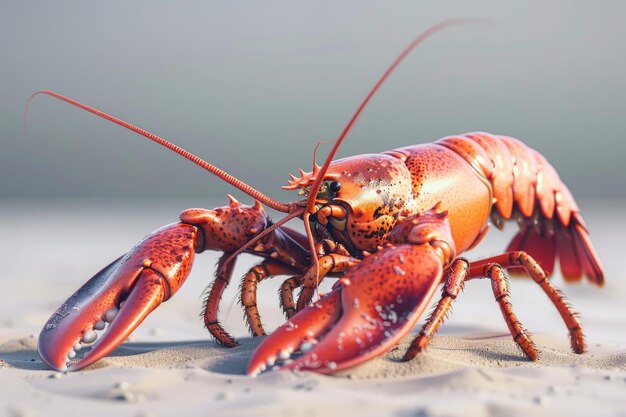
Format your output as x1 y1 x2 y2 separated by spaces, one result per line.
32 21 603 374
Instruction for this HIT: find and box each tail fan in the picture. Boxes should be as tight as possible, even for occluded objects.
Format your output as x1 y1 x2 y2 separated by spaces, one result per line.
506 212 603 286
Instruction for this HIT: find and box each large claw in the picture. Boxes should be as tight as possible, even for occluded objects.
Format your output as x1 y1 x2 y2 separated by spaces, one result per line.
248 243 443 375
38 223 199 371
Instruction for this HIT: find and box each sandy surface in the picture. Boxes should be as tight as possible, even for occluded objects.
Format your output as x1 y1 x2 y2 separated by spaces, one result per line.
1 199 625 417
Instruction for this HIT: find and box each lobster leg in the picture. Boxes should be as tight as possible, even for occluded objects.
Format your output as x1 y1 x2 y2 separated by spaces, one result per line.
402 258 469 361
280 253 357 318
405 255 538 361
279 276 301 319
240 260 298 336
185 200 308 344
279 270 330 319
468 251 585 354
466 263 539 360
293 241 356 313
203 253 239 347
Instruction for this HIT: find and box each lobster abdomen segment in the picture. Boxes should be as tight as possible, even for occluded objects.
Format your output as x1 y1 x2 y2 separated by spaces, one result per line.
437 132 603 285
437 132 575 222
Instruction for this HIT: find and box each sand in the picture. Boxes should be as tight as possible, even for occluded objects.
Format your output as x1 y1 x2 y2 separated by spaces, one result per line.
1 199 625 417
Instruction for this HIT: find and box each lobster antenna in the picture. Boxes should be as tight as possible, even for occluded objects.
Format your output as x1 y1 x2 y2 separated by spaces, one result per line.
306 18 490 215
24 90 293 213
312 139 336 169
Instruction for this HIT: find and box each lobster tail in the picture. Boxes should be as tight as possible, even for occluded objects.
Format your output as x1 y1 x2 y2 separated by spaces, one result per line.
505 211 603 285
438 132 603 285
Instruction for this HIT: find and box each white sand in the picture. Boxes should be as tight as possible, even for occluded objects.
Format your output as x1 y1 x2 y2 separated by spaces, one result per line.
1 199 625 417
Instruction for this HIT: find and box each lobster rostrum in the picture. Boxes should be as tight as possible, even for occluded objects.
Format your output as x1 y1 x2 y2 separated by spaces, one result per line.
32 21 604 375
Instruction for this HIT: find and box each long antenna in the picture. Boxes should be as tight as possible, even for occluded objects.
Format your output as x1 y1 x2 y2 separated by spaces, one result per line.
24 90 293 213
306 19 489 215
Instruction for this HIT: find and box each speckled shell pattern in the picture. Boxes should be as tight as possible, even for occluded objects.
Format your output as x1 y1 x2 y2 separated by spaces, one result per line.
286 143 492 255
387 142 492 254
319 153 415 251
180 199 310 270
123 223 198 300
306 151 483 255
180 202 270 253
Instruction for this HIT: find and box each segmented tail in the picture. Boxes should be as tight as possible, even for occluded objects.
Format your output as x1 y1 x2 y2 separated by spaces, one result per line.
437 132 604 285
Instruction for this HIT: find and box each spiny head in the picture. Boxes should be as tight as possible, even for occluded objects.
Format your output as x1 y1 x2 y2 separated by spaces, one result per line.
283 153 414 254
283 163 340 197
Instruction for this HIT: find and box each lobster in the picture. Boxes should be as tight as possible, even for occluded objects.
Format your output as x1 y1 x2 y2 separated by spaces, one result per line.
31 21 604 375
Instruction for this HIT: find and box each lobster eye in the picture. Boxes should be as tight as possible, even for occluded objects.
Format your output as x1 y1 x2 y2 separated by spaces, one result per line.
329 181 341 193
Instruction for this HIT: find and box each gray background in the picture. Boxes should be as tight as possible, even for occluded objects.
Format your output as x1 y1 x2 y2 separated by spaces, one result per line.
1 4 624 398
1 1 625 202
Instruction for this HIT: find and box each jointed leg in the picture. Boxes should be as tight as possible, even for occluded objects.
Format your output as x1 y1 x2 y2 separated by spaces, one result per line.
282 253 358 318
403 253 540 362
469 251 585 353
294 240 355 312
467 262 538 360
281 255 336 319
403 259 469 361
279 276 301 319
240 260 297 336
203 253 239 347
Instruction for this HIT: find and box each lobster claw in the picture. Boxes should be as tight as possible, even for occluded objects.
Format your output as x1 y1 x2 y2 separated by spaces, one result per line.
248 243 443 374
38 223 199 371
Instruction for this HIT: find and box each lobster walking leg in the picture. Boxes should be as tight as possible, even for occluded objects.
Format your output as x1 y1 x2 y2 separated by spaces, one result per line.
203 253 238 347
293 240 356 313
402 258 469 361
468 251 585 353
183 201 309 343
284 253 358 317
466 263 538 360
240 260 298 336
404 253 546 361
279 276 301 319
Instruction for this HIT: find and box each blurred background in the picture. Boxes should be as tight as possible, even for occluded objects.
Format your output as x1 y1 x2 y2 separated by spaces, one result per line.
1 1 625 201
1 2 624 343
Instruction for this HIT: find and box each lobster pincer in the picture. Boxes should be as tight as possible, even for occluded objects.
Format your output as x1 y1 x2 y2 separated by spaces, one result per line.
248 208 454 375
38 222 200 371
38 198 308 371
